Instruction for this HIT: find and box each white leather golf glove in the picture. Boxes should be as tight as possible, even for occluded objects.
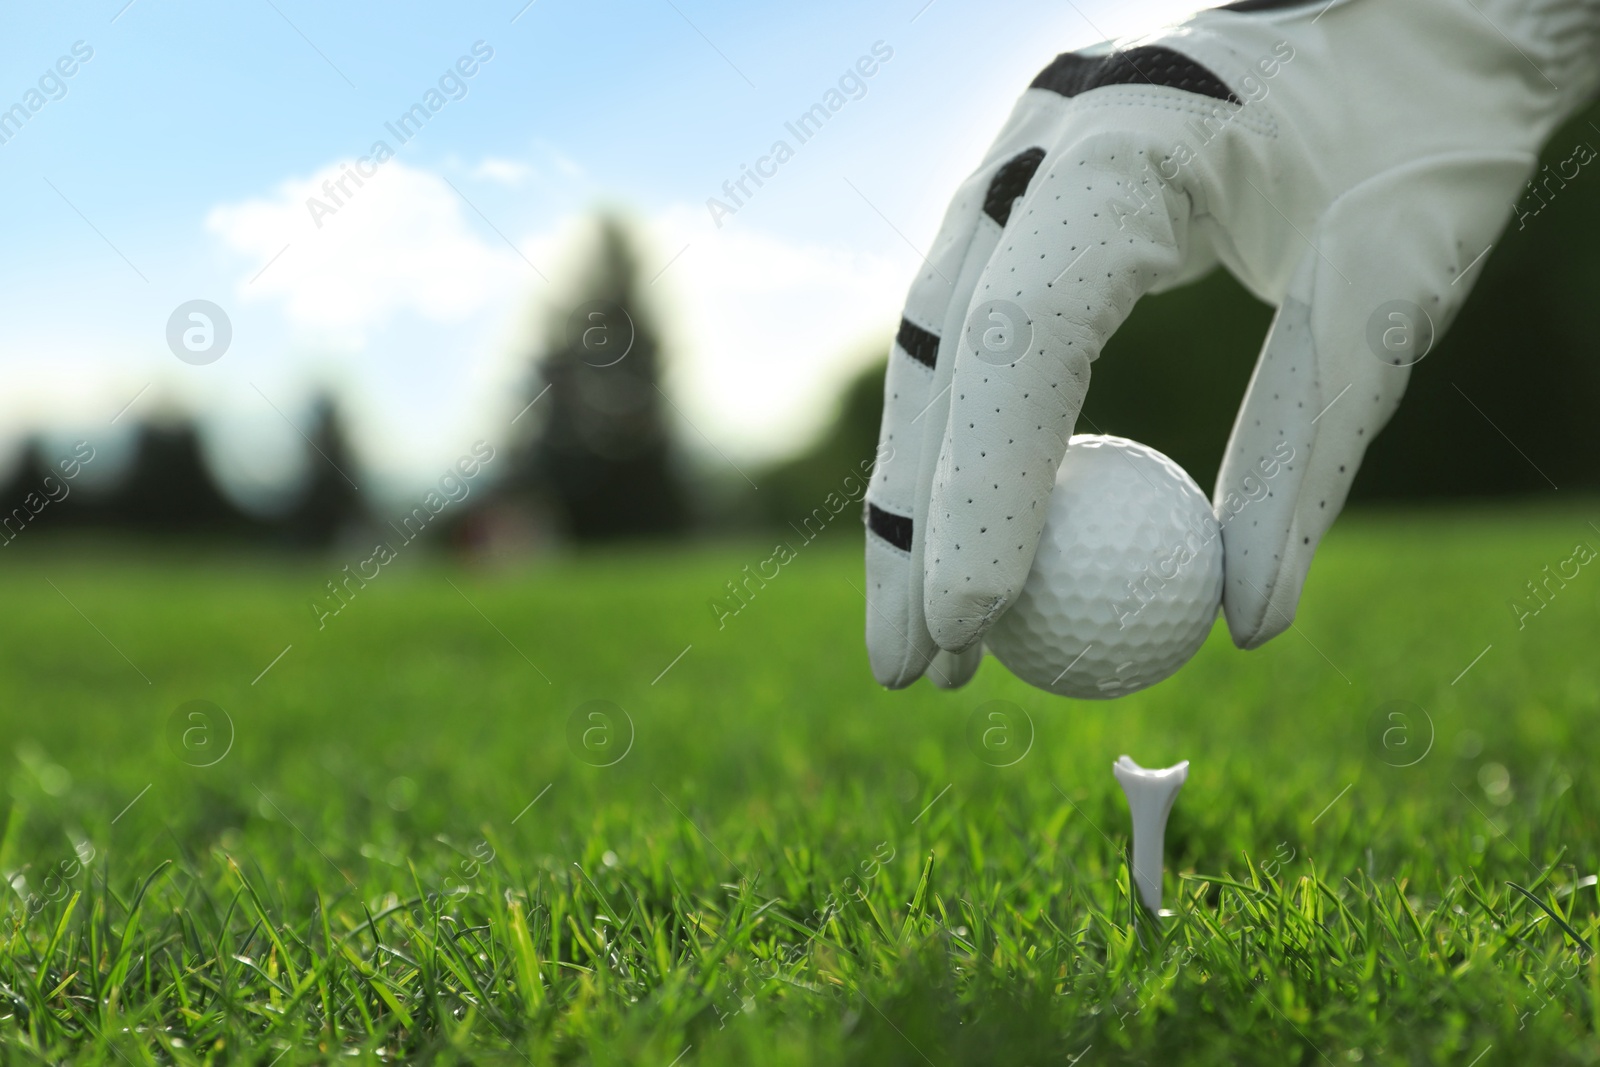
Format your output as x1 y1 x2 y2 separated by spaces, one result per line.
863 0 1600 689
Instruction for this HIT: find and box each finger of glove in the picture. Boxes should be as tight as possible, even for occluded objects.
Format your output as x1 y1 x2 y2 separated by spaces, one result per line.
865 109 1075 687
923 131 1195 652
927 644 984 690
1217 149 1535 648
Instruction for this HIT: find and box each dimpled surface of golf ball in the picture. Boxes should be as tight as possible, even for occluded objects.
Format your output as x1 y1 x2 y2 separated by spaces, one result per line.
986 434 1223 699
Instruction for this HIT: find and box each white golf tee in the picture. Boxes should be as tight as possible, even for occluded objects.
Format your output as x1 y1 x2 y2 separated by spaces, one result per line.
1113 756 1188 913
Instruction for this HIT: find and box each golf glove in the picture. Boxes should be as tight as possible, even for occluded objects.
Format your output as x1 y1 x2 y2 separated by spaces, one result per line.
864 0 1600 688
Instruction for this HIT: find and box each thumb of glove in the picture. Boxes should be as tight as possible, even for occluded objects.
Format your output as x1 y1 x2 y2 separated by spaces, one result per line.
1216 148 1535 649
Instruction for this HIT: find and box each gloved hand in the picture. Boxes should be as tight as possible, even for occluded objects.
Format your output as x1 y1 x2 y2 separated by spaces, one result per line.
863 0 1600 689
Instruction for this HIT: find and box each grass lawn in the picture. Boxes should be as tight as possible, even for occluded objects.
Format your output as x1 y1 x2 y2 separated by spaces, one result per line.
2 502 1599 1065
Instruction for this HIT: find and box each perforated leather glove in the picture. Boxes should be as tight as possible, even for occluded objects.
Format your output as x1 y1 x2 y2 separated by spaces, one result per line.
863 0 1600 689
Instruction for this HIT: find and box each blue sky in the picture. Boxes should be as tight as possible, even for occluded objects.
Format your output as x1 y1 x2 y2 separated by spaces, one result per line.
1 0 1206 500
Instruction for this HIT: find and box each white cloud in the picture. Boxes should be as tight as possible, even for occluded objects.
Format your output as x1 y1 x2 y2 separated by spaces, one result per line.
200 166 914 477
542 144 584 180
552 154 583 180
473 157 533 187
206 160 530 348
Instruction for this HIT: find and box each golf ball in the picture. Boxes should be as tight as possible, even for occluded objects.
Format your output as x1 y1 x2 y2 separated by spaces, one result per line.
985 434 1223 699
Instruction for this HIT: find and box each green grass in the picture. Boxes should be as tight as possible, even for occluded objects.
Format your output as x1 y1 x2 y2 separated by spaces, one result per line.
2 503 1600 1065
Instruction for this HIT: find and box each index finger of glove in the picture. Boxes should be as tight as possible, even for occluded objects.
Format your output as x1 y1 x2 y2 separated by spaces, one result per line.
923 130 1195 652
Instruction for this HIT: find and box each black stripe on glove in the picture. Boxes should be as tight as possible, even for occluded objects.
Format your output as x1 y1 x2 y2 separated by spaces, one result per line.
895 317 940 370
865 503 913 552
1031 45 1240 105
983 147 1048 226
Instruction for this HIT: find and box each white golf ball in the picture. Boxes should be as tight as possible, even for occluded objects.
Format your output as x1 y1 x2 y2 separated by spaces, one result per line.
985 434 1223 699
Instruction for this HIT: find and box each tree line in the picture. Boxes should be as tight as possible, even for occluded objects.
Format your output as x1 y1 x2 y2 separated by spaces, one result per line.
5 97 1597 552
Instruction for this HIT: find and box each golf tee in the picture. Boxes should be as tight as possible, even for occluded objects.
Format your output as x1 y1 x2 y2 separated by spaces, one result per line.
1113 755 1189 913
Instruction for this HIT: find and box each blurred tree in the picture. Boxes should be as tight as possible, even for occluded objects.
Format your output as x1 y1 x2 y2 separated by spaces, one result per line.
276 395 365 547
1353 100 1600 500
76 417 253 535
756 352 885 533
520 213 689 541
0 439 61 545
0 440 50 508
0 401 366 549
